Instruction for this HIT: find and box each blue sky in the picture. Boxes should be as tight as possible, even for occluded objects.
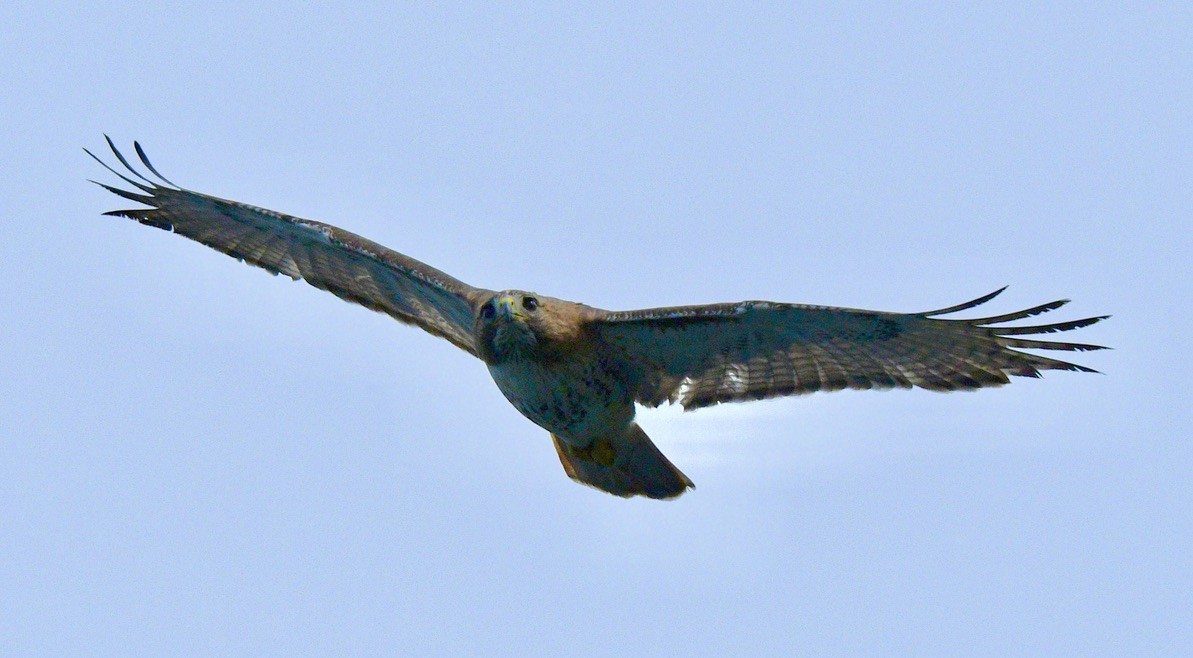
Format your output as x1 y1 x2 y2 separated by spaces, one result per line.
1 2 1189 655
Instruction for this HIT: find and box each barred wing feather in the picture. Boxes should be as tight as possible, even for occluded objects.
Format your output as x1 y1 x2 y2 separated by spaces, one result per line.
88 137 484 355
593 288 1108 410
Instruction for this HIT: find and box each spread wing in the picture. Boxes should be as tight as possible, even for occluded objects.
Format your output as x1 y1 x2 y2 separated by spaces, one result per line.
591 288 1108 410
88 137 485 356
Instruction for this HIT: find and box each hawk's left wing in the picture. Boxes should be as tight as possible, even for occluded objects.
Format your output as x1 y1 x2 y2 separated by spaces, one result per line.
590 288 1108 410
88 138 486 355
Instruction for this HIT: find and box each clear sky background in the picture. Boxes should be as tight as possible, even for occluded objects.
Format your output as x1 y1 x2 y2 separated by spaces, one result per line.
1 3 1188 655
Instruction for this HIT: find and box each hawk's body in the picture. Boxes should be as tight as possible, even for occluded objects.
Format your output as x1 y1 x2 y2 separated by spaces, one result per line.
89 138 1108 499
488 341 633 444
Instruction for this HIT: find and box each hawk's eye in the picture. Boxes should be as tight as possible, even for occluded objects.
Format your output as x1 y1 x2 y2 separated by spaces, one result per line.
522 296 539 311
481 302 495 319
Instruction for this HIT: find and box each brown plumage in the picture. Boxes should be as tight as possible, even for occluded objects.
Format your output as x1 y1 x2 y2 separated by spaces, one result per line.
88 138 1110 499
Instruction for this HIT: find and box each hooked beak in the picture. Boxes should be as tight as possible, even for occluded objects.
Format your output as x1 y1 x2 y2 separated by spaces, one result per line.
495 295 525 321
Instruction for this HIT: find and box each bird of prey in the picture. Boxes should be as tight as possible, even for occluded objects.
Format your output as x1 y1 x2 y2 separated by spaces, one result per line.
88 138 1108 499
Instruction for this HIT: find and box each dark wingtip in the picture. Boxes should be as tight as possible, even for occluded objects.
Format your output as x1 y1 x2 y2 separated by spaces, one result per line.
93 180 153 205
133 140 178 186
921 286 1007 316
85 145 154 192
103 135 154 185
971 299 1070 325
993 314 1111 336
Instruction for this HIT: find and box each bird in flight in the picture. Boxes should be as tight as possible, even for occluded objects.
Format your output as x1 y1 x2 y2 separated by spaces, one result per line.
88 137 1108 499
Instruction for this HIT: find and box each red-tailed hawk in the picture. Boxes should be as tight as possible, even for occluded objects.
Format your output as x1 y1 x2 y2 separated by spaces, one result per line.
89 138 1108 499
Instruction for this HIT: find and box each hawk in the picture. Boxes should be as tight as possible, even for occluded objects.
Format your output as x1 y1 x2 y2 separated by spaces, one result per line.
88 138 1108 499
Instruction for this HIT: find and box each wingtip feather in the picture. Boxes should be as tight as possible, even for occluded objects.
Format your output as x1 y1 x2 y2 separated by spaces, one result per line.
921 286 1007 316
85 146 154 192
104 135 155 186
970 299 1070 325
133 140 178 186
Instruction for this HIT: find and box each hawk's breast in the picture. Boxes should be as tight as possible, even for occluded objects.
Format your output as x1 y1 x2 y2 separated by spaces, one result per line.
487 355 633 444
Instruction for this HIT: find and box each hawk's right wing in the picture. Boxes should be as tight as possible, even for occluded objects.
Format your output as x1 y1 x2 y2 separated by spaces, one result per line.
89 138 488 356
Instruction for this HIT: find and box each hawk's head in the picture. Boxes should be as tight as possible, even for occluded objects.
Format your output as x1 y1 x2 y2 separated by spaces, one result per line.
475 290 543 363
474 290 596 364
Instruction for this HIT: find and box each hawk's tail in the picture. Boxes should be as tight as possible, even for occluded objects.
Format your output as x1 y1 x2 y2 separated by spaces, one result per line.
552 423 694 499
